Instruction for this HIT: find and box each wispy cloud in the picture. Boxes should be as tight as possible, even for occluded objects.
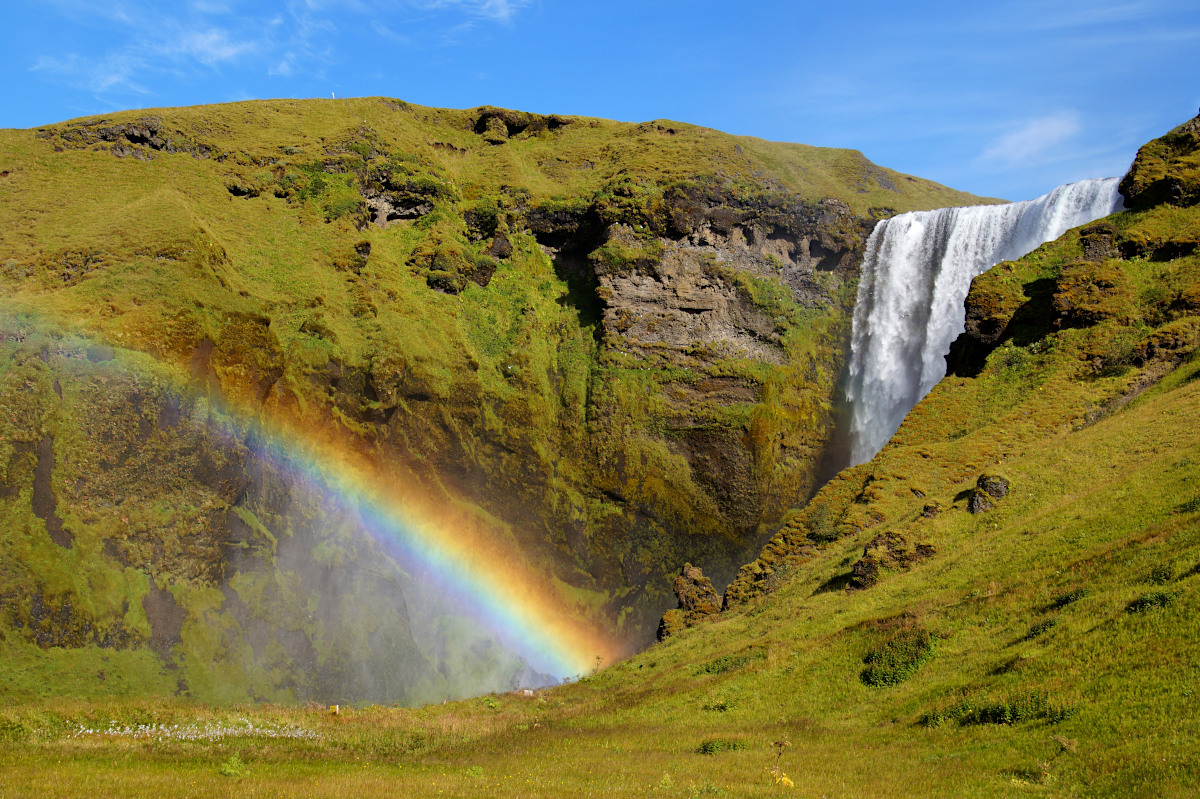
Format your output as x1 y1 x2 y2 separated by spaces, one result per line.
1013 0 1186 30
32 52 150 94
418 0 532 21
169 27 255 64
371 20 413 44
189 0 233 13
28 1 334 99
978 112 1082 168
31 0 532 93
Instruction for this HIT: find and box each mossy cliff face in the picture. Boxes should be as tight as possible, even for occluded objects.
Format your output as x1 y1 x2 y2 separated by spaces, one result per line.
719 113 1200 613
0 331 550 704
0 99 986 700
1119 115 1200 210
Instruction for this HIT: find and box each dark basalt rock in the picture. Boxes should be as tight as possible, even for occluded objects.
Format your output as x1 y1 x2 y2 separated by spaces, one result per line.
968 474 1009 514
473 106 571 144
359 173 453 226
977 474 1010 499
850 532 935 589
32 435 71 549
967 490 995 514
1079 221 1120 262
362 188 433 225
42 115 215 160
486 232 513 260
657 563 722 640
142 581 185 658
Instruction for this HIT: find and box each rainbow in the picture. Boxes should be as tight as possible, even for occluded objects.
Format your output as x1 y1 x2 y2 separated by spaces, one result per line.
0 310 615 683
240 413 612 680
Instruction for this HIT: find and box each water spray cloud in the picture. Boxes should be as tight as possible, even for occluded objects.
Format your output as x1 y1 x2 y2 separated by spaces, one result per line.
0 309 614 692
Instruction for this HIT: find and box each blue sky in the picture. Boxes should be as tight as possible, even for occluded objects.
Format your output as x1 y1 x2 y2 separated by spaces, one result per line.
3 0 1198 201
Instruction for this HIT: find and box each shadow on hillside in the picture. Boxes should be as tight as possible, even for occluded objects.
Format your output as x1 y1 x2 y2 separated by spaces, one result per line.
550 249 605 339
948 277 1057 378
811 572 853 595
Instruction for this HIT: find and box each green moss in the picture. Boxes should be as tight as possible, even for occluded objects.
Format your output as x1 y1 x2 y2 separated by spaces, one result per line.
924 690 1078 727
694 649 762 676
588 227 664 274
1126 590 1177 612
0 97 1004 701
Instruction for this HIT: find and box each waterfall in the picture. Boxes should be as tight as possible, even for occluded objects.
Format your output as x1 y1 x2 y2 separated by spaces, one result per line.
844 177 1126 466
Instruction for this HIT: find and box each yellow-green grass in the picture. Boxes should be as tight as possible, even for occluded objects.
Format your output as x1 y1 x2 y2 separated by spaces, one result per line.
0 98 995 650
2 104 1195 796
4 353 1198 796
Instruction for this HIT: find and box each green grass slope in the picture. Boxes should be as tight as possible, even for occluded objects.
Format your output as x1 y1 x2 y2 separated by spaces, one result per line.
0 95 994 695
0 120 1196 796
1 236 1196 798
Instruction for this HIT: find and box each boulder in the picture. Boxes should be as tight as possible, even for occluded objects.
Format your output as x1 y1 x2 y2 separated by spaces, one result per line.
977 474 1010 499
850 532 935 589
968 473 1009 514
656 563 722 640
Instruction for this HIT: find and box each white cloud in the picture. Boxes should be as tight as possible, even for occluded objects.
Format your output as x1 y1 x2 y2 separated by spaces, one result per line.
415 0 531 21
29 0 530 103
978 112 1082 167
371 20 412 43
170 28 254 64
270 55 295 76
32 52 150 95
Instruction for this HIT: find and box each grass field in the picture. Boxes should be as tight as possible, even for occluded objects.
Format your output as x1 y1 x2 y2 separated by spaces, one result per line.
3 349 1198 797
1 106 1197 797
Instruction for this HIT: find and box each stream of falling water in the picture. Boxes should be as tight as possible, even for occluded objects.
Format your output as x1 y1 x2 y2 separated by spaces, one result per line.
844 178 1125 465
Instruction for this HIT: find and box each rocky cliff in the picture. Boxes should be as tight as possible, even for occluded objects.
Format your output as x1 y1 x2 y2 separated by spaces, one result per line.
0 98 987 702
715 113 1200 617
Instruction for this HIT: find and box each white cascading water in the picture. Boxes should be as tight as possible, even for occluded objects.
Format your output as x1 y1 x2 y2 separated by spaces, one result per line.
844 177 1126 466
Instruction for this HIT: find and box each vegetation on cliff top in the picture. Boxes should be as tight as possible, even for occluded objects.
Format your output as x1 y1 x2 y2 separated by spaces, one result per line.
0 97 996 705
0 108 1196 796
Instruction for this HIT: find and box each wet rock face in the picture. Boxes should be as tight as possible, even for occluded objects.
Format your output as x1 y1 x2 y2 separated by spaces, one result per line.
596 234 786 365
530 187 871 370
142 581 185 657
519 182 873 632
31 435 71 548
0 340 505 704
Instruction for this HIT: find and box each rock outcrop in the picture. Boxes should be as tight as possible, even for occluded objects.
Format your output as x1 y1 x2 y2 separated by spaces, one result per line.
1 98 992 701
39 115 215 160
949 118 1200 379
850 533 935 589
967 474 1010 514
1119 114 1200 210
657 563 722 639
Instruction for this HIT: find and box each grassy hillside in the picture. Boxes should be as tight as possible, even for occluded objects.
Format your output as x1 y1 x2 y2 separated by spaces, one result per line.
0 97 994 703
0 118 1196 796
